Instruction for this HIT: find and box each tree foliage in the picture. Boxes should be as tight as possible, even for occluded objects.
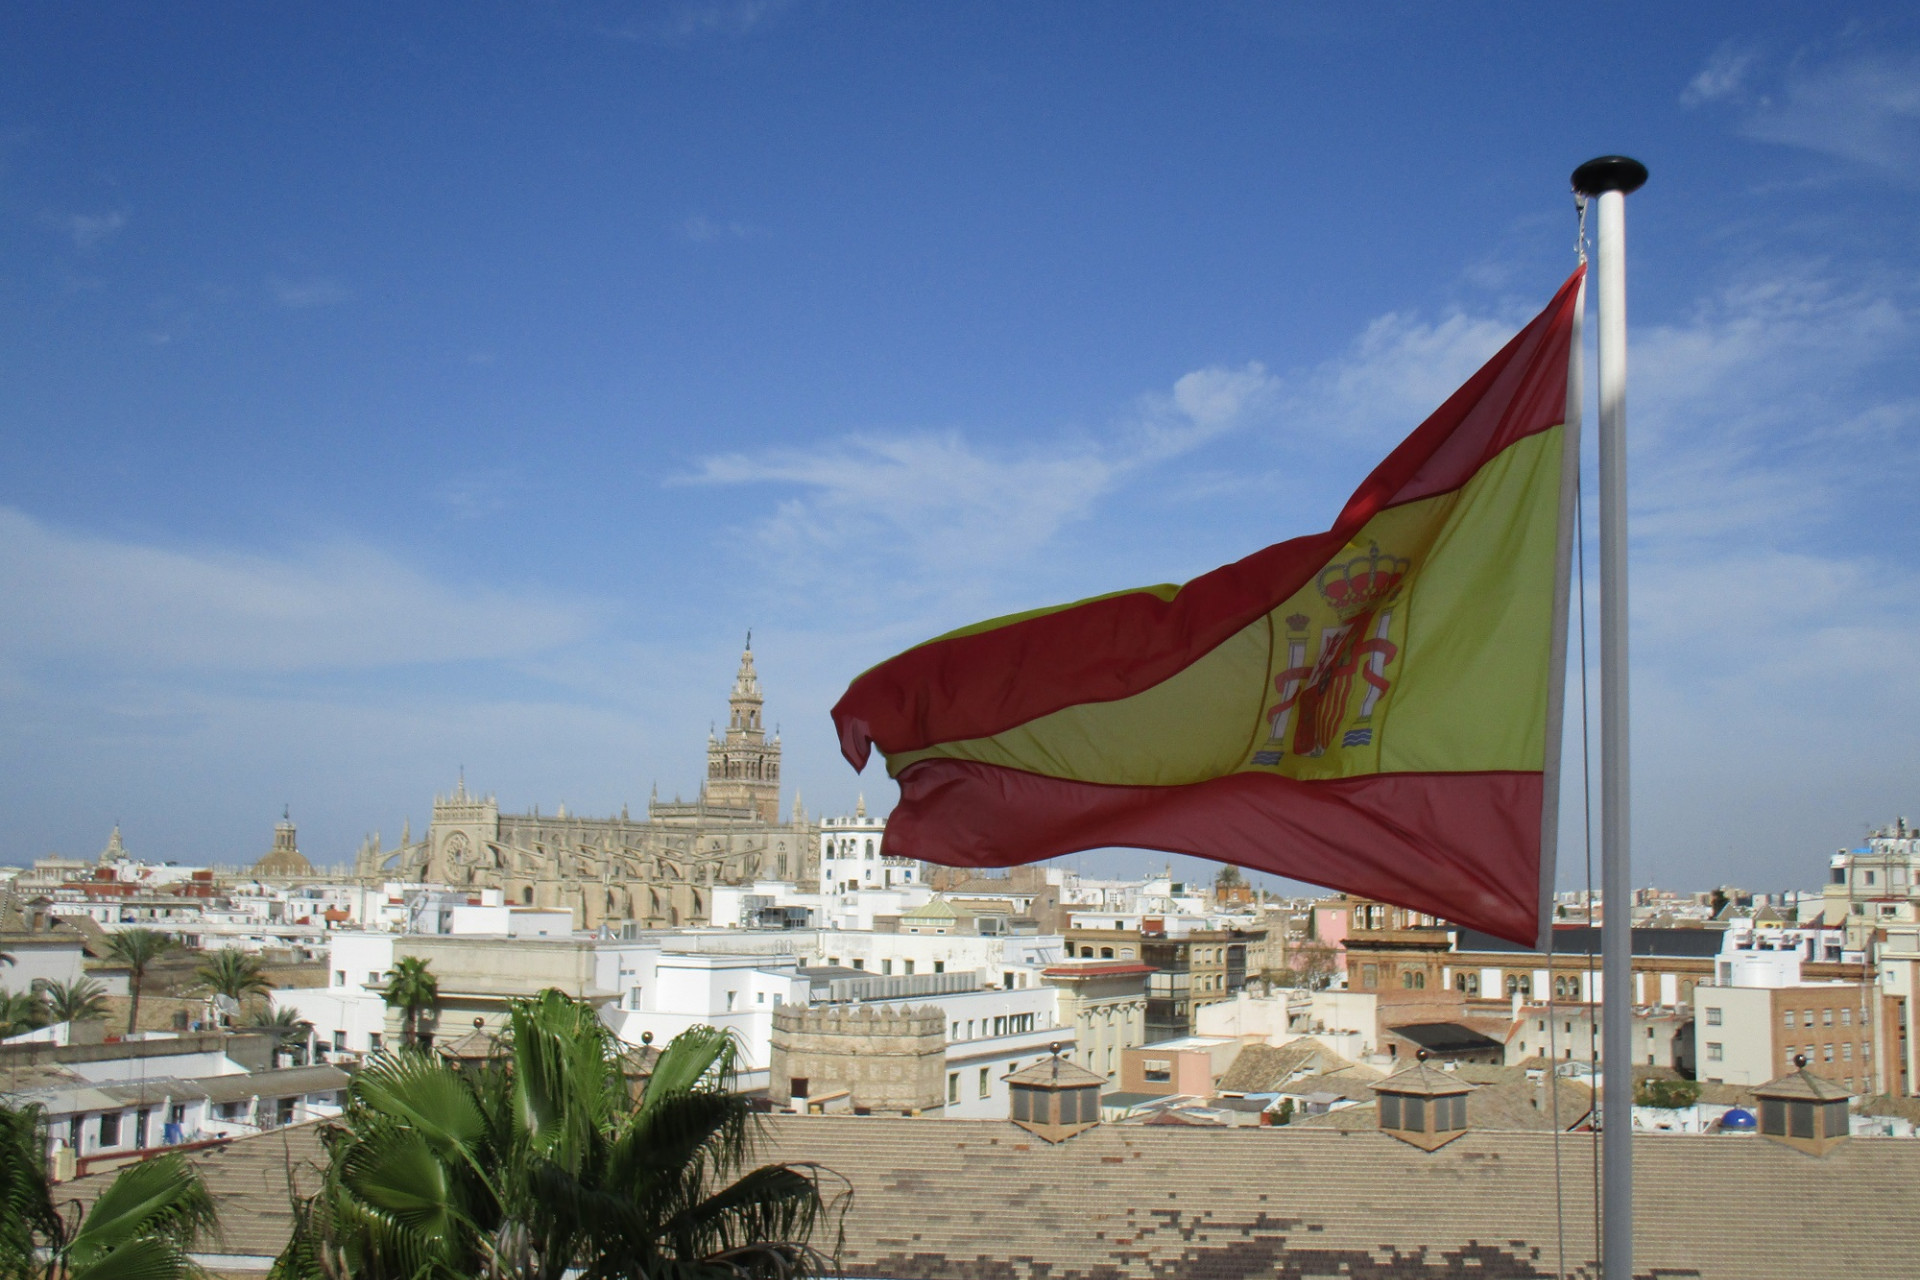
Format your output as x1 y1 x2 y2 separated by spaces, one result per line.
36 978 111 1025
197 949 274 1005
0 989 50 1039
381 957 440 1048
0 1100 218 1280
103 929 180 1036
1635 1078 1702 1110
275 989 843 1280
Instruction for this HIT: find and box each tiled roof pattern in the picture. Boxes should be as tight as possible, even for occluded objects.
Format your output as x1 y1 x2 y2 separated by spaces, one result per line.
58 1113 1920 1276
61 1121 328 1259
1215 1039 1353 1092
1755 1068 1854 1102
759 1116 1919 1279
1376 1062 1475 1097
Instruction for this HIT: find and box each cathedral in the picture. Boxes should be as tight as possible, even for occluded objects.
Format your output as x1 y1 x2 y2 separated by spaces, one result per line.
354 641 820 929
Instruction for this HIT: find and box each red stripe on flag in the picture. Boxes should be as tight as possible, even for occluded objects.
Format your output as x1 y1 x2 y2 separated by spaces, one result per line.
884 757 1545 947
834 268 1584 771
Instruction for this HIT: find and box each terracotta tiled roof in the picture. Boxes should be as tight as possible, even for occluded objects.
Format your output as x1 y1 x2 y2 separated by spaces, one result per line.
60 1112 1920 1276
61 1120 328 1259
755 1117 1918 1278
1755 1067 1854 1102
1215 1039 1353 1092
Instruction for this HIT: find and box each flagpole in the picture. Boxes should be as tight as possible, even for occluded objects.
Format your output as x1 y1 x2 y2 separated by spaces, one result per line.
1572 153 1647 1280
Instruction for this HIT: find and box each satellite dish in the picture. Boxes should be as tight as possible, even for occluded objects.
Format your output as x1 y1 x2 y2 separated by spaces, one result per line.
212 994 241 1017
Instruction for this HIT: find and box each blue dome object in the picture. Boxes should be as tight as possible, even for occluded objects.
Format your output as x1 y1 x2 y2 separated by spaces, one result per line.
1720 1108 1757 1130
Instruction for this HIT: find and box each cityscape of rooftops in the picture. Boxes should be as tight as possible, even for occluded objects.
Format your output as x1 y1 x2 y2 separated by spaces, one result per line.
2 6 1916 1278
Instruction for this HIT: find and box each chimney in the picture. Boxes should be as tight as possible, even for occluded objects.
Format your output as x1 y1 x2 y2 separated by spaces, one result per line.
1376 1051 1475 1151
1753 1055 1853 1156
1006 1043 1105 1143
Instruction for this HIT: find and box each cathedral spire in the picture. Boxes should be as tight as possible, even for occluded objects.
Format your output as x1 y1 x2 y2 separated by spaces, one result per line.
704 635 782 822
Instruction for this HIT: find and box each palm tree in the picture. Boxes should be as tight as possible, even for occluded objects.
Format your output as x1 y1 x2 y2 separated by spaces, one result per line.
250 1005 315 1066
0 1100 219 1280
273 990 839 1280
35 978 110 1025
196 949 274 1020
103 928 178 1036
0 989 48 1040
382 955 439 1048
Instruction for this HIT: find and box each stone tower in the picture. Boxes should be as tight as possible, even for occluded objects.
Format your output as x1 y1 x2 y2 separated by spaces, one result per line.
253 809 315 877
704 637 782 822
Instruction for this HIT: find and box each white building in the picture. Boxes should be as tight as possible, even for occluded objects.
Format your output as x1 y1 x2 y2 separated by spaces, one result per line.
600 949 810 1089
817 803 920 894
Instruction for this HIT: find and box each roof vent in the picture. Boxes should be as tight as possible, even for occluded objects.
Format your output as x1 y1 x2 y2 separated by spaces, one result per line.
1006 1044 1106 1143
1375 1050 1475 1151
1753 1054 1853 1156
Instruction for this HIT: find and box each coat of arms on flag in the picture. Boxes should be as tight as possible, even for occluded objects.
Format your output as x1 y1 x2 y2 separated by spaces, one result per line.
832 269 1586 947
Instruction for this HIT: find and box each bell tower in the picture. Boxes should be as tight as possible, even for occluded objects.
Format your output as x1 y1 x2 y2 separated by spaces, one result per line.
704 635 782 822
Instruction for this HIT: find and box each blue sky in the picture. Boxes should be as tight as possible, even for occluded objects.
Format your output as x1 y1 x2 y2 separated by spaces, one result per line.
1 3 1915 895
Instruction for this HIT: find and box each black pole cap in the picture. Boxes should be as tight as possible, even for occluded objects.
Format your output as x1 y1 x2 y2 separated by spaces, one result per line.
1571 155 1648 197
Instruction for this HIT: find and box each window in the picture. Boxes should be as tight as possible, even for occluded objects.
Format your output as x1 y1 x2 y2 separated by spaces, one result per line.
369 971 381 986
1822 1009 1834 1027
1003 971 1015 988
947 1073 959 1105
99 1113 121 1148
1100 947 1115 960
1842 1042 1853 1061
135 1109 150 1149
881 959 892 976
277 1098 296 1126
1707 1042 1724 1061
1706 1007 1723 1026
966 1019 975 1038
1362 965 1378 987
1143 1059 1172 1083
1783 1010 1796 1028
1647 1027 1655 1039
1841 1008 1852 1027
368 1032 383 1051
933 960 944 973
851 959 864 970
332 1030 347 1050
979 1067 991 1098
334 970 346 986
756 992 765 1005
1456 973 1480 995
904 960 916 976
1823 1044 1834 1062
1803 1010 1815 1028
725 991 737 1010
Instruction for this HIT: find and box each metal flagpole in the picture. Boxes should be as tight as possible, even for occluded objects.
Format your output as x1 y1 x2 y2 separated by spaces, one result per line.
1571 153 1647 1280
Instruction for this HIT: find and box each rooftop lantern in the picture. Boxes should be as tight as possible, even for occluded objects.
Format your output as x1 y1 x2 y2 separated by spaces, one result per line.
1753 1055 1853 1156
1006 1043 1106 1143
1375 1051 1475 1151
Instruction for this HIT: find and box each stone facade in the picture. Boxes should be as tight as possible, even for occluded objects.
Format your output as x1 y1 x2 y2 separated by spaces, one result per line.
252 813 314 877
353 643 819 931
769 1003 948 1115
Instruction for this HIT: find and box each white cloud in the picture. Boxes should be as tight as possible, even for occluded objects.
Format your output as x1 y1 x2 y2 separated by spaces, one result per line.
1681 41 1760 106
1683 38 1920 179
67 211 127 251
594 1 787 45
269 276 354 309
686 361 1278 608
679 214 762 244
1282 309 1517 442
0 508 594 672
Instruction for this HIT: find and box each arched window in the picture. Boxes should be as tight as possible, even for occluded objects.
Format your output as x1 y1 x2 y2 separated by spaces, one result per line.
1505 973 1532 997
523 886 534 905
1455 972 1480 995
1100 947 1115 959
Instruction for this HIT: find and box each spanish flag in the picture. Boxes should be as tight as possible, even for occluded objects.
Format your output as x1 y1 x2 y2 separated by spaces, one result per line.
833 269 1584 947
